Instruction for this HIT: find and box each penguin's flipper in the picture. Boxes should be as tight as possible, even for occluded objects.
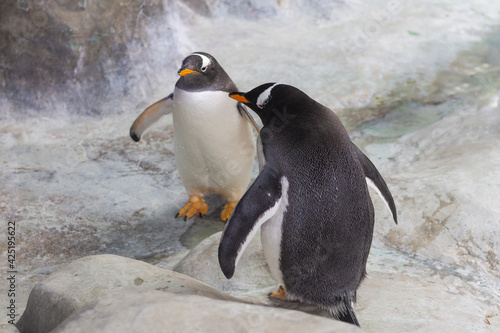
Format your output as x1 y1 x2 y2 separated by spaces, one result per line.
237 102 260 133
219 166 283 279
353 144 398 224
130 93 174 142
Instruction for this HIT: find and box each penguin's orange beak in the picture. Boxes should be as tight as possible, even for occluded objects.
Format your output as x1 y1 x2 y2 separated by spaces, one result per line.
178 69 199 76
229 92 249 103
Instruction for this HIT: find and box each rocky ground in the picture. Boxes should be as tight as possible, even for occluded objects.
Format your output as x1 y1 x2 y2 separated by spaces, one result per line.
1 99 499 332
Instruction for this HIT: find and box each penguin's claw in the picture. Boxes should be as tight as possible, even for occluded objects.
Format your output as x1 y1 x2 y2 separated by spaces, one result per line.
176 196 208 221
220 201 237 222
268 285 288 300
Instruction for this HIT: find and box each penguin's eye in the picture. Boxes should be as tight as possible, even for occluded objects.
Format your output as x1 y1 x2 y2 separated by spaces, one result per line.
201 66 207 72
257 99 268 109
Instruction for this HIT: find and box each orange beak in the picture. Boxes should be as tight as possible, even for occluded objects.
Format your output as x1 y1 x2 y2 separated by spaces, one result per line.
228 92 249 103
178 69 199 76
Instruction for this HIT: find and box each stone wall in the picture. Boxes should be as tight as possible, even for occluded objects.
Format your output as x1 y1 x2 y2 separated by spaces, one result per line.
0 0 164 114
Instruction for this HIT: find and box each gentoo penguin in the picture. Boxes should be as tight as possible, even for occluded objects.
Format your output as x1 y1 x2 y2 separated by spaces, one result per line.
218 83 397 326
130 52 257 221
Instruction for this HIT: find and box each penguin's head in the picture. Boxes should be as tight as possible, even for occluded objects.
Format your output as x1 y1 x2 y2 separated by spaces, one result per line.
229 83 302 124
230 83 275 113
176 52 235 92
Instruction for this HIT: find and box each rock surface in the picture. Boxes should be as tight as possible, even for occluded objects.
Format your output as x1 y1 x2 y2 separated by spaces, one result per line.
0 324 20 333
168 229 500 332
0 0 171 114
173 232 275 294
53 292 361 333
16 254 361 333
16 254 242 333
365 103 500 287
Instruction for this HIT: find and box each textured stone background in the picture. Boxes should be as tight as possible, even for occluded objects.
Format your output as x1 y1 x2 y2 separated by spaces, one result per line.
0 0 173 115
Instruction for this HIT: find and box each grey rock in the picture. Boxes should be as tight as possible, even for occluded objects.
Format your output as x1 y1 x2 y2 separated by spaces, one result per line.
0 1 169 114
179 0 280 19
16 254 242 333
16 254 362 333
0 324 20 333
173 231 276 294
53 291 362 333
367 104 500 280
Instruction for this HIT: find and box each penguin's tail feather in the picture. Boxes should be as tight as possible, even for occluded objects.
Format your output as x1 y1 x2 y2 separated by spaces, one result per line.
327 300 360 327
335 301 360 327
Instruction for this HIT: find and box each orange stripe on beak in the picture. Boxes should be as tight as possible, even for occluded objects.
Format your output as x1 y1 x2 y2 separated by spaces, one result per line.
229 93 249 103
178 69 199 76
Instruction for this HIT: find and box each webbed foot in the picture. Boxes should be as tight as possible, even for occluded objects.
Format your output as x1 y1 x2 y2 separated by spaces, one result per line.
176 196 208 221
268 285 288 300
220 201 237 222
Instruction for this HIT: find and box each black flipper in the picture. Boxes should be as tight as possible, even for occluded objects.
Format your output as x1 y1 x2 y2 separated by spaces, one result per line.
218 166 282 279
353 144 398 224
130 93 174 142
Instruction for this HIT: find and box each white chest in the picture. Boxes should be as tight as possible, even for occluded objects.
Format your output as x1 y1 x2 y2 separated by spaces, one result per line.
172 89 239 137
260 177 289 285
171 88 256 200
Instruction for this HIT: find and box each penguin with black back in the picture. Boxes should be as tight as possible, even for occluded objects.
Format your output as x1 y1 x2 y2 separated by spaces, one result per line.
130 52 258 222
218 83 397 326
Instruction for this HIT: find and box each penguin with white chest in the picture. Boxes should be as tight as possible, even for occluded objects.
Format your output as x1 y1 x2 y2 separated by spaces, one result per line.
218 83 398 326
130 52 257 221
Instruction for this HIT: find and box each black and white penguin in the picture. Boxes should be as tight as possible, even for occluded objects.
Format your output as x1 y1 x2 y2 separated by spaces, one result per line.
218 83 397 326
130 52 257 221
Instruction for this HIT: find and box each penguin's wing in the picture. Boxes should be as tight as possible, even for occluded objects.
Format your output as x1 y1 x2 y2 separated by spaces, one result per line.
353 144 398 224
219 166 283 279
237 102 260 133
130 93 174 142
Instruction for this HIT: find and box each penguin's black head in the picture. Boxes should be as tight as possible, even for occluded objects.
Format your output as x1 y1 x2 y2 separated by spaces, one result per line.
229 83 278 112
229 83 301 124
176 52 236 92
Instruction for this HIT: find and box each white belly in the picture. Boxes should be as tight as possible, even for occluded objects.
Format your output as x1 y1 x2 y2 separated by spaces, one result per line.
172 88 256 201
260 177 289 285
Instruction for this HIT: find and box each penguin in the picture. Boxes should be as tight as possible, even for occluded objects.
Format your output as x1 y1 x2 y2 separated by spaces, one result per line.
130 52 257 221
218 83 397 326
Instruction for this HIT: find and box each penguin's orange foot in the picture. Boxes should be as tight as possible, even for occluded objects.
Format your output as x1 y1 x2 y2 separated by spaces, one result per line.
268 285 288 300
220 201 237 222
176 196 208 221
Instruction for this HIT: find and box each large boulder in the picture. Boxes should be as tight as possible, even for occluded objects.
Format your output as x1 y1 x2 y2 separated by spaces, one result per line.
16 254 242 333
52 291 361 333
16 254 362 333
